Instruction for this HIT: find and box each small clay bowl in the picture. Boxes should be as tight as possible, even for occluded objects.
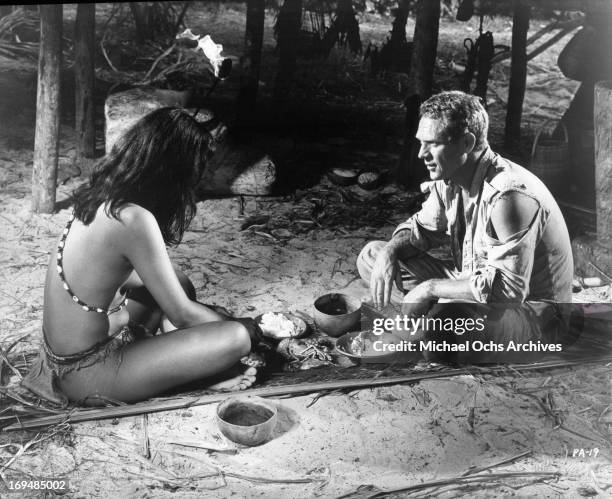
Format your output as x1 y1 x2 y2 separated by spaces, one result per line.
328 168 359 186
313 293 362 337
216 396 277 447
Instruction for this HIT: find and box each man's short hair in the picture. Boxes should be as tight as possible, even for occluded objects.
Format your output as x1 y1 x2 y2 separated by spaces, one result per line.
419 91 489 149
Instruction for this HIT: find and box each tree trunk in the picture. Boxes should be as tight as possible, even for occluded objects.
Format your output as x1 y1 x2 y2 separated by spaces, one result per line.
410 0 439 97
32 5 62 214
236 0 265 126
273 0 302 103
396 0 440 187
390 0 410 46
594 80 612 247
129 2 151 43
504 0 530 147
75 3 96 161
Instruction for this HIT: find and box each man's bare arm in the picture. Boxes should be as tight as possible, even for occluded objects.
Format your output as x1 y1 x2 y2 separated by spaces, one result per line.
385 229 421 260
400 277 474 318
371 230 422 307
426 278 474 300
414 191 540 304
489 191 539 241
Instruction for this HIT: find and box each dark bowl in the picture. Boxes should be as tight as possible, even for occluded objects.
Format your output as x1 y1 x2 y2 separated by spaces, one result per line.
216 396 278 447
328 168 359 186
313 293 362 337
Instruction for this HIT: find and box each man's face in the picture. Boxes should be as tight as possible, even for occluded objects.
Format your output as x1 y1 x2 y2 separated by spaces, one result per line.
416 117 470 181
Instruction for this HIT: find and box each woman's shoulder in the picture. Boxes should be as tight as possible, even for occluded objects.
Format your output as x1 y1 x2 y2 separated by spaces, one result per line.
112 203 156 227
93 203 161 242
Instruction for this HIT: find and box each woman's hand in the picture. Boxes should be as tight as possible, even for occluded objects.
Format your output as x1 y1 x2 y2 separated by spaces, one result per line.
370 246 404 308
401 281 436 318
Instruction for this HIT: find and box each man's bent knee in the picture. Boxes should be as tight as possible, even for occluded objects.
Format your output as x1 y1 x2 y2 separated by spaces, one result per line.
357 240 386 282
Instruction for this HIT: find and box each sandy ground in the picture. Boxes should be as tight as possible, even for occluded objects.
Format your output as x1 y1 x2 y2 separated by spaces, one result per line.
0 3 611 498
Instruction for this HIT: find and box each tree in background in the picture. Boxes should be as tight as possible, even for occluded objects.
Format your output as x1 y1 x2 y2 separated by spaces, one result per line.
74 3 96 163
397 0 440 188
237 0 266 126
319 0 362 57
32 4 62 213
273 0 303 102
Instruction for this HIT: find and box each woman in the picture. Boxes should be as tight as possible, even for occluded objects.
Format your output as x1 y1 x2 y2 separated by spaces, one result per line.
23 108 260 406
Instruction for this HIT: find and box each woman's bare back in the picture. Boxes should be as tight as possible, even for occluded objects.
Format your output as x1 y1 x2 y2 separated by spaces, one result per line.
43 206 138 355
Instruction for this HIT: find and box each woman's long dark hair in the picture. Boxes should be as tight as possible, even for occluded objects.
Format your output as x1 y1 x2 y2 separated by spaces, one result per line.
72 107 212 245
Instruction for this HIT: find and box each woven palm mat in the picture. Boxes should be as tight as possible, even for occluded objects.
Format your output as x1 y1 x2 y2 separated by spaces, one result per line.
2 308 610 429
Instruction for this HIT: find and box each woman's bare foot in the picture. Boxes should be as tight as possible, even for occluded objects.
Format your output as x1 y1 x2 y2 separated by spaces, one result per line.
208 366 257 392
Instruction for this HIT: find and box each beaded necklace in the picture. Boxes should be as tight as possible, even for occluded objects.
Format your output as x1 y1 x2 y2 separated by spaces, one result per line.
56 215 128 315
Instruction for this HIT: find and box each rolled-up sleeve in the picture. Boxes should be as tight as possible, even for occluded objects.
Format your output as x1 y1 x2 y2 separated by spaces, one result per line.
470 205 548 303
392 183 449 251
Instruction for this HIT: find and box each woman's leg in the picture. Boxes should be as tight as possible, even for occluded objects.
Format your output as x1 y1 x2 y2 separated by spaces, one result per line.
58 320 254 404
124 267 197 335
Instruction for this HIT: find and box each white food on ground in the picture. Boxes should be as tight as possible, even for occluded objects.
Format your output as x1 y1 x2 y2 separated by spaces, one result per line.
350 331 375 356
259 312 299 339
332 168 359 177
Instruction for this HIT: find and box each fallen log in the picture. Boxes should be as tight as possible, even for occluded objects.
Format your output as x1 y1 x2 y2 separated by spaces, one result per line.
104 87 276 195
104 87 193 151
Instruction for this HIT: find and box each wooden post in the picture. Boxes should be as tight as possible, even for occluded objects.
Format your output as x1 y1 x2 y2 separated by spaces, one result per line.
32 5 62 214
390 0 410 46
410 0 440 98
75 3 96 161
273 0 302 103
236 0 265 126
504 0 530 147
129 2 151 43
396 0 440 187
594 81 612 248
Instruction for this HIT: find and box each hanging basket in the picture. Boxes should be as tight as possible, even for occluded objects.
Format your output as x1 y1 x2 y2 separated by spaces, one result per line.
530 119 569 197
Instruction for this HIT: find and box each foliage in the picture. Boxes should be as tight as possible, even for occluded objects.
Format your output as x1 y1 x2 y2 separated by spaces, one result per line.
321 0 362 56
128 2 192 43
274 0 362 59
0 7 39 60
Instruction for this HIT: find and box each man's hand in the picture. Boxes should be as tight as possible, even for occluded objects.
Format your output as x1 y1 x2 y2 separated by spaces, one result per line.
370 247 404 308
401 281 436 318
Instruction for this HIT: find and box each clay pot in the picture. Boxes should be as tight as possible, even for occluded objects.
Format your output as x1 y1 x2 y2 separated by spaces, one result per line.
328 168 359 186
216 396 277 447
313 293 362 337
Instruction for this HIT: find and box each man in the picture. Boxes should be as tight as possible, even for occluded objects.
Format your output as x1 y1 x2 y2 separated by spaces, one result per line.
356 91 574 362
